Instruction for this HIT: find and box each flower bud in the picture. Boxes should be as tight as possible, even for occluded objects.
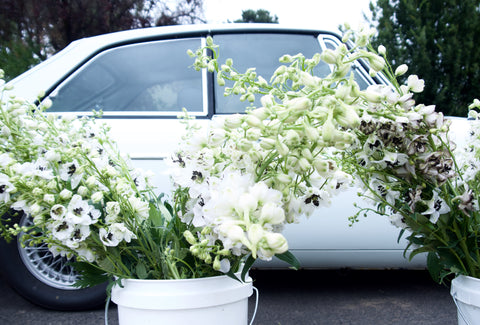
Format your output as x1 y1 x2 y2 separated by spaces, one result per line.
264 232 288 254
246 128 261 141
284 130 301 146
260 202 285 225
298 157 311 171
183 230 197 245
259 138 275 150
250 107 269 120
395 64 408 76
43 194 55 204
224 114 244 129
260 94 276 108
321 118 336 143
86 175 97 188
286 97 312 112
304 124 319 142
237 138 253 152
378 45 386 56
301 148 313 161
59 189 72 200
245 115 263 128
361 90 383 103
218 224 245 243
276 173 292 185
77 186 89 197
275 140 289 156
320 49 337 64
91 191 104 203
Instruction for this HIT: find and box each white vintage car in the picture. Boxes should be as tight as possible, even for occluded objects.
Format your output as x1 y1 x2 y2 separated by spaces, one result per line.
2 23 469 310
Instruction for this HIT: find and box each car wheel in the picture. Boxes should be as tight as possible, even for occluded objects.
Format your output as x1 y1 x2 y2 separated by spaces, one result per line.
0 213 107 310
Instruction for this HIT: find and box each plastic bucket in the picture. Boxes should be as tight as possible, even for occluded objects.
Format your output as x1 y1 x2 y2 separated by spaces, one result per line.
111 274 253 325
451 275 480 325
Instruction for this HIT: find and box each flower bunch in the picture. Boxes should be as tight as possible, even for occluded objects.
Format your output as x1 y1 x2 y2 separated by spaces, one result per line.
171 28 391 272
0 74 218 282
339 32 480 283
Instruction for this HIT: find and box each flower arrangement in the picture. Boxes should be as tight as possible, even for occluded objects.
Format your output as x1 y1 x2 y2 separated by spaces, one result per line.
335 35 480 284
0 75 224 283
0 24 477 289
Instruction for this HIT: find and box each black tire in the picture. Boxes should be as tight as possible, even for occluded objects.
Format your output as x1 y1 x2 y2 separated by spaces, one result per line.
0 213 107 311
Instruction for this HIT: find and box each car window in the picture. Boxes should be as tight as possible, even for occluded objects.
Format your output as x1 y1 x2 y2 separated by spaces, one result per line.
212 33 331 114
48 38 204 115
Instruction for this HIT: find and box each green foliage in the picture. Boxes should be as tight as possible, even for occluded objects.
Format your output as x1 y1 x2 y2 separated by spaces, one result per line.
370 0 480 116
234 9 279 23
0 0 205 80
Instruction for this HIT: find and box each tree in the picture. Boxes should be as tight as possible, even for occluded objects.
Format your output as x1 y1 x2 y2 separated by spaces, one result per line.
234 9 279 23
0 0 204 81
369 0 480 116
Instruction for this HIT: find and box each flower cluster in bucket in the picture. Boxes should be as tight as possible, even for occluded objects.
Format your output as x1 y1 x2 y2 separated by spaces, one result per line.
170 27 395 271
337 37 480 283
0 75 220 281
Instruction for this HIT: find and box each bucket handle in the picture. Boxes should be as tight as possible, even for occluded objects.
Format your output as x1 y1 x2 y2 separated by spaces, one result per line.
249 286 259 325
452 292 471 325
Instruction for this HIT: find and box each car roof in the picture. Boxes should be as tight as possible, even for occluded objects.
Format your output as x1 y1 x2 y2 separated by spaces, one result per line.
6 24 340 102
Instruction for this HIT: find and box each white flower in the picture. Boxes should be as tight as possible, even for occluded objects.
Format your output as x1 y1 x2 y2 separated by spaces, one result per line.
65 224 91 248
75 245 96 262
49 220 74 241
100 223 136 247
0 153 14 167
50 204 66 220
389 213 408 229
128 196 150 220
421 191 451 224
65 194 99 225
0 173 15 203
105 201 121 223
407 75 425 93
260 202 285 225
59 161 83 189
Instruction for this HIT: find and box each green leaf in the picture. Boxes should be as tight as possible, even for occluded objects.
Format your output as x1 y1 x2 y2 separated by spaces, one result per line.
135 262 148 279
242 254 256 282
148 201 164 227
70 261 110 288
275 250 301 270
427 252 442 283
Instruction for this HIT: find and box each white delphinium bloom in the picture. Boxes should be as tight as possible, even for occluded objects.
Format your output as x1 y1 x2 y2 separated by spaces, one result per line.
99 223 136 247
0 153 14 167
59 161 83 189
389 213 408 229
0 173 15 203
65 194 99 225
105 201 121 224
369 178 400 206
128 196 150 220
50 204 66 220
65 224 91 248
406 75 425 93
421 191 450 224
75 245 96 262
49 219 74 241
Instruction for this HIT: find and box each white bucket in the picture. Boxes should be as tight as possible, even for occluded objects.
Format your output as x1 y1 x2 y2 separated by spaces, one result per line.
111 274 253 325
451 275 480 325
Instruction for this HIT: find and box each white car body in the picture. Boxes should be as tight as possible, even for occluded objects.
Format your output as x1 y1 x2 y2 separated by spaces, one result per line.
8 23 468 270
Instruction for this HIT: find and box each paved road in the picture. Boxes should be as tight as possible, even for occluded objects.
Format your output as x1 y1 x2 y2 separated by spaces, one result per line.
0 269 457 325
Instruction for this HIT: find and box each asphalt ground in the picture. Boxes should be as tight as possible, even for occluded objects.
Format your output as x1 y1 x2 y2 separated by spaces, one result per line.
0 269 457 325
